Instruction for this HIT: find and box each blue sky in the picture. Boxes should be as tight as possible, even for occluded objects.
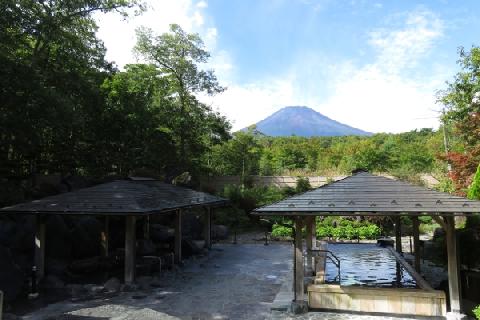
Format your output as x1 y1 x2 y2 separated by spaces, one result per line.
96 0 480 133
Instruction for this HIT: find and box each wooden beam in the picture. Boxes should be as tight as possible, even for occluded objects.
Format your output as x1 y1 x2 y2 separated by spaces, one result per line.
294 216 305 302
143 215 150 240
445 216 461 313
412 216 421 273
174 209 182 264
305 216 314 275
101 216 109 257
204 207 212 249
34 215 46 279
125 215 136 284
388 247 433 290
395 216 402 254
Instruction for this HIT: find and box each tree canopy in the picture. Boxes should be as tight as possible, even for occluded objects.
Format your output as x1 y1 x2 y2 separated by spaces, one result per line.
0 2 230 186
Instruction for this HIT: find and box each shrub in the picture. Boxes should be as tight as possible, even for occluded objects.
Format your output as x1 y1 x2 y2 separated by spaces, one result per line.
271 224 293 237
295 176 311 193
474 305 480 320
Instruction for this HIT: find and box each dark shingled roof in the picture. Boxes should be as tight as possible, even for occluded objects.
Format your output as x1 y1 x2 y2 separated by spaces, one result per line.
0 180 227 215
253 172 480 216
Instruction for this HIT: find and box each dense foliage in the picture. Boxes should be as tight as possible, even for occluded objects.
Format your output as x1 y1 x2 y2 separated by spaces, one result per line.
210 128 446 178
440 46 480 194
0 2 229 184
271 217 381 240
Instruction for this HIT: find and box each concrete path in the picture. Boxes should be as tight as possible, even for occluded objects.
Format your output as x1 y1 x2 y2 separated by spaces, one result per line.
19 243 416 320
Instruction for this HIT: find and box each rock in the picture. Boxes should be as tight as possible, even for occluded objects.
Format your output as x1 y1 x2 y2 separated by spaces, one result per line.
40 275 65 289
182 214 202 240
212 225 229 240
2 313 21 320
137 239 156 256
150 224 174 242
70 217 102 259
0 219 16 247
84 284 105 294
68 284 88 298
104 277 121 293
45 258 68 277
121 283 138 292
0 245 25 302
136 276 153 290
69 256 112 274
182 239 203 257
46 215 72 259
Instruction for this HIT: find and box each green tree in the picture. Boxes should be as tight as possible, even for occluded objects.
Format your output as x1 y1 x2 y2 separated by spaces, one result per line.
134 24 228 173
0 0 142 177
440 46 480 192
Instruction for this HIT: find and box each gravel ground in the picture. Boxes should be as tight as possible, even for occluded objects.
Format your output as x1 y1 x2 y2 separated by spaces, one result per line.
16 242 425 320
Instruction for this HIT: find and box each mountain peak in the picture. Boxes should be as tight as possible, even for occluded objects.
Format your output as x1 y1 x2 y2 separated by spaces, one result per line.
247 106 371 137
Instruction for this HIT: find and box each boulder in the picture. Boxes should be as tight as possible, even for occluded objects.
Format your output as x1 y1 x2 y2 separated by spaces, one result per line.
70 217 102 259
137 239 156 256
212 225 229 240
104 277 121 293
182 214 202 240
0 245 25 302
40 275 65 289
46 215 72 259
150 224 174 242
0 218 16 247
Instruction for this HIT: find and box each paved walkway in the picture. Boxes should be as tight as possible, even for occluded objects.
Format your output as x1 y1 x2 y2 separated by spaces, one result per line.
19 244 416 320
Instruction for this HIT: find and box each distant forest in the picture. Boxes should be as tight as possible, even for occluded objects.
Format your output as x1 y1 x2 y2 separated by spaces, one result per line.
208 128 449 179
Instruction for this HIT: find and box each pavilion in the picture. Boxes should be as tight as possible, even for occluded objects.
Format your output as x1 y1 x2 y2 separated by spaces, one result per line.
252 171 480 318
0 178 228 284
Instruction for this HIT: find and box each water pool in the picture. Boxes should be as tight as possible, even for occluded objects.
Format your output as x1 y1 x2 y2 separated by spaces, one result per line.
324 243 417 288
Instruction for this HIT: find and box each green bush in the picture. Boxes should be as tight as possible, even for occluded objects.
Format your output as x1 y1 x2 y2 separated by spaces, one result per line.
315 218 381 240
473 305 480 320
271 223 293 237
295 176 311 193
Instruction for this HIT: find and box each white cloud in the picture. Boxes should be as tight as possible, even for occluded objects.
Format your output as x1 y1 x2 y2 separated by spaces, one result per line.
206 8 449 133
96 3 450 134
196 1 208 8
95 0 215 69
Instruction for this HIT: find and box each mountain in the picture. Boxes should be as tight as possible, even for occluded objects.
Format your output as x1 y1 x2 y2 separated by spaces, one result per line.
246 106 371 137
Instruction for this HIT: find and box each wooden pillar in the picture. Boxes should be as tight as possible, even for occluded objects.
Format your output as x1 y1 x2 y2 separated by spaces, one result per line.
143 215 150 240
294 216 304 302
125 215 136 284
174 209 182 264
305 216 314 275
204 207 212 249
395 216 402 254
34 215 46 279
101 216 109 257
412 216 421 273
445 216 461 313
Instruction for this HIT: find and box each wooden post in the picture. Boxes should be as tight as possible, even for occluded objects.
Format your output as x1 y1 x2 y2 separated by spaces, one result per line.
412 216 421 273
294 216 304 302
395 216 402 254
101 216 109 257
445 216 461 313
305 216 314 275
143 215 150 240
204 207 212 249
174 209 182 264
34 215 46 279
125 215 136 284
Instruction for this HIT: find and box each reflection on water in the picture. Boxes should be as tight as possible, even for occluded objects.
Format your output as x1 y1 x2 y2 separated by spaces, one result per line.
325 243 417 288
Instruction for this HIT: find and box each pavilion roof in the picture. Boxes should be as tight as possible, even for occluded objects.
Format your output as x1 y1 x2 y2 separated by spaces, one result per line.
253 171 480 216
0 179 227 216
